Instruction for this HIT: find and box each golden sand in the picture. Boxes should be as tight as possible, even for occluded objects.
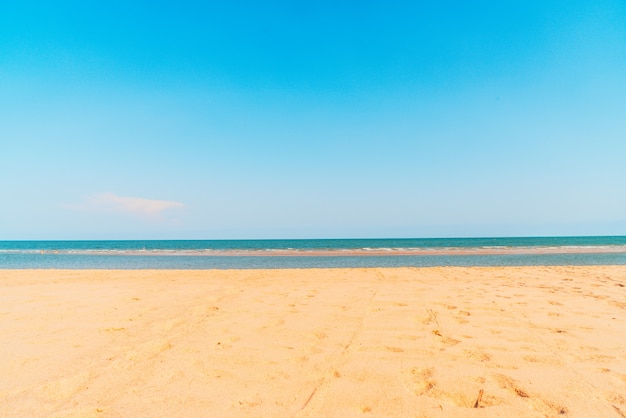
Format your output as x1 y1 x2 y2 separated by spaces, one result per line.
1 267 625 417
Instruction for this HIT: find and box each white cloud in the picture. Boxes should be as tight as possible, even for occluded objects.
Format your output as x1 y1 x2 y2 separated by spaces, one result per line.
66 192 184 219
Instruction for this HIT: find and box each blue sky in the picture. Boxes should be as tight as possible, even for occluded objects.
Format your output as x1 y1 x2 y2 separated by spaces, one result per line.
1 0 625 239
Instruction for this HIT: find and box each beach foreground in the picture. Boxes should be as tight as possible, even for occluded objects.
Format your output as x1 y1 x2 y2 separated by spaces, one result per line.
1 267 625 417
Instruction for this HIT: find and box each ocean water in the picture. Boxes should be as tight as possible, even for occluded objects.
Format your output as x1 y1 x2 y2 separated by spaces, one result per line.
1 237 625 269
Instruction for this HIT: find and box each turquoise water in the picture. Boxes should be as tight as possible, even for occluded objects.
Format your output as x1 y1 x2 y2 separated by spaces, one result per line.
1 237 625 269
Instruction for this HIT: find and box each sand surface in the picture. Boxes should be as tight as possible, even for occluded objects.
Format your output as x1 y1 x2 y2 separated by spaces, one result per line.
1 267 625 417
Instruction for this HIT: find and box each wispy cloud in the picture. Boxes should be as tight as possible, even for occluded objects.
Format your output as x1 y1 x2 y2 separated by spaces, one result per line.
66 193 184 219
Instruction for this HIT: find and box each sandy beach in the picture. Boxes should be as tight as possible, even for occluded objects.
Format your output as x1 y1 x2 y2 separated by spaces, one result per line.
1 266 625 417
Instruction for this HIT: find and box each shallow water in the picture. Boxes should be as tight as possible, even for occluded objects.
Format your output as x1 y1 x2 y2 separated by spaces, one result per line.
1 237 625 269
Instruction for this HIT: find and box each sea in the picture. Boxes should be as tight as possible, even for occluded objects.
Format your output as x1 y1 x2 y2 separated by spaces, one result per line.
1 236 625 269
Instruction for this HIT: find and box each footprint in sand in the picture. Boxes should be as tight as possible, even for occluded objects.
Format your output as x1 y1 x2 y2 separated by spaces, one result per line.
522 354 562 366
492 373 529 398
103 327 126 332
493 373 565 414
455 310 471 324
406 373 503 409
464 349 491 362
606 392 625 406
488 375 568 415
402 367 435 396
398 334 419 341
313 330 327 340
432 330 461 346
610 301 626 309
40 372 92 402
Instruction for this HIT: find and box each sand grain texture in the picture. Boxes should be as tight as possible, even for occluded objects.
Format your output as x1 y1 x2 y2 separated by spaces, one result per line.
1 266 625 417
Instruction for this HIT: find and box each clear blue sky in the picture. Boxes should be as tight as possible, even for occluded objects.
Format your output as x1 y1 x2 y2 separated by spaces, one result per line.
2 1 625 239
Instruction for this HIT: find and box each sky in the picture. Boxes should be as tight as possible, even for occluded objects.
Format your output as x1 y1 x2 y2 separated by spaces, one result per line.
1 0 625 240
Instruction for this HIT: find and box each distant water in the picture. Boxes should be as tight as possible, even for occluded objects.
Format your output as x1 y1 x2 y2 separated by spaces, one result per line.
0 237 625 269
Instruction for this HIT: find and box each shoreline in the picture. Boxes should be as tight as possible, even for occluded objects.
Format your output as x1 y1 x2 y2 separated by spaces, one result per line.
5 246 626 257
1 266 625 417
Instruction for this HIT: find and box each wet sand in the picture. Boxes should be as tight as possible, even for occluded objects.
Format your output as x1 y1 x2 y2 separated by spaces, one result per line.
1 267 625 417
